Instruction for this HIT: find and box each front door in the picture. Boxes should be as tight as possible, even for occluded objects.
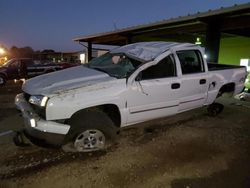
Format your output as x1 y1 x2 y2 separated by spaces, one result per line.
126 54 180 125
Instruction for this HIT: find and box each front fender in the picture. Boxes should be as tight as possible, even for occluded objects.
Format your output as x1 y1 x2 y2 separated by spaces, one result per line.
46 83 127 121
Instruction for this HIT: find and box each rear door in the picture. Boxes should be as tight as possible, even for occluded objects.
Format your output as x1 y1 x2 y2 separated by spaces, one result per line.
175 50 209 112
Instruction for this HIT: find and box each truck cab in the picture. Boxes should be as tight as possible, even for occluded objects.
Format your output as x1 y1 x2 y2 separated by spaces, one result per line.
125 45 209 124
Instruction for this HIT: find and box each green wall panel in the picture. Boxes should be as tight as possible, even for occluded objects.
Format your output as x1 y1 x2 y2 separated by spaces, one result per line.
218 36 250 65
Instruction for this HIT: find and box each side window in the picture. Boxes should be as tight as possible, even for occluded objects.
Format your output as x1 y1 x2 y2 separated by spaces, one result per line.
176 50 204 74
140 55 176 80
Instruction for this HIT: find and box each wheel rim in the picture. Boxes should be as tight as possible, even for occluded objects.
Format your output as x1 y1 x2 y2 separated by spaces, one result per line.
74 129 105 152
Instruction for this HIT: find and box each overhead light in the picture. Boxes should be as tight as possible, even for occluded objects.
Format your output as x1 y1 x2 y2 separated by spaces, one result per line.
0 48 5 55
195 37 202 45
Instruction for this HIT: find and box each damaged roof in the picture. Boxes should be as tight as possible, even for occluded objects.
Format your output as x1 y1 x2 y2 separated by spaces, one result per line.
110 42 194 62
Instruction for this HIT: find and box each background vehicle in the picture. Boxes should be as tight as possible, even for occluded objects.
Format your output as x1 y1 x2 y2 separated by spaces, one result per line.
15 42 247 152
58 62 80 69
0 58 78 85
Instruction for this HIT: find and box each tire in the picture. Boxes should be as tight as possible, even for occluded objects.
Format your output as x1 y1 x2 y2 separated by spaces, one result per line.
13 131 31 147
0 75 6 86
207 103 224 117
63 110 118 152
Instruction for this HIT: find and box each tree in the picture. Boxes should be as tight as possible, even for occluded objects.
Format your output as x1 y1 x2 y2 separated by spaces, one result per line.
21 47 34 58
9 46 34 58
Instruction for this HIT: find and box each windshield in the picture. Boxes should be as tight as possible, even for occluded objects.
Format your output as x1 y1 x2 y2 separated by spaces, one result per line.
87 53 142 78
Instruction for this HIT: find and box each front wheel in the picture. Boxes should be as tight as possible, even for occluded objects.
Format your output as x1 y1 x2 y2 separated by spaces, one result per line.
74 129 106 152
0 75 6 86
63 110 118 152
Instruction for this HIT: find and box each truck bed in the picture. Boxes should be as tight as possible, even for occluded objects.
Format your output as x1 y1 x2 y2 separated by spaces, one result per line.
208 63 244 71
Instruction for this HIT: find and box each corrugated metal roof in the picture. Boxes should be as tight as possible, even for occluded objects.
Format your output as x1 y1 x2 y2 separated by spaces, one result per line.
74 2 250 42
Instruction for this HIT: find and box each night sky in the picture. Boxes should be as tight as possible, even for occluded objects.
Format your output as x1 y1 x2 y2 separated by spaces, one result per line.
0 0 249 52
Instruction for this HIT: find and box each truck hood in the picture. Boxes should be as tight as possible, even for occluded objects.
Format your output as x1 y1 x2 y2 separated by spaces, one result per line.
22 65 116 95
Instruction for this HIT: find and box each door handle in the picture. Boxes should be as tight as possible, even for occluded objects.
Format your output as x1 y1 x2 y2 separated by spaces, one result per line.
171 83 180 89
200 79 206 85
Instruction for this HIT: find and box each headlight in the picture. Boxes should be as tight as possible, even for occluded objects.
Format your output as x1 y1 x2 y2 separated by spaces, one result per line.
29 95 49 107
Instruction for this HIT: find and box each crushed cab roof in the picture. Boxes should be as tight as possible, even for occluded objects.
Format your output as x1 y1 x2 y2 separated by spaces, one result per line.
110 42 194 62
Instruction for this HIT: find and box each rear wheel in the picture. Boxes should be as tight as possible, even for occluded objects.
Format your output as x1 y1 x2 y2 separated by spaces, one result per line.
207 103 224 117
63 110 118 152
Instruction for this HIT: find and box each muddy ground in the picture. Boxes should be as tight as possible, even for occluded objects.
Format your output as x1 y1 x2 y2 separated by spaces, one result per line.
0 81 250 188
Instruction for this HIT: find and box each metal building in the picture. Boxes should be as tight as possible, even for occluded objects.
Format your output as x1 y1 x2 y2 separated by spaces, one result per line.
74 3 250 63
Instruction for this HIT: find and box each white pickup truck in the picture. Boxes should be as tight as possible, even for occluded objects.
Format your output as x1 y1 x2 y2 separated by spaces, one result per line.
15 42 247 152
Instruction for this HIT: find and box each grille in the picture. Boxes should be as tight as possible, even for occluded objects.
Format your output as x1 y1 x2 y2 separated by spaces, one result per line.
32 105 46 119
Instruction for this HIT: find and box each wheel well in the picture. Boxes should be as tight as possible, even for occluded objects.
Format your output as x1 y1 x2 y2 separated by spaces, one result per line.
70 104 121 128
218 83 235 97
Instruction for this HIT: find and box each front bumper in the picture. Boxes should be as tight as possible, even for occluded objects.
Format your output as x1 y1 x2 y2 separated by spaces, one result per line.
15 93 71 147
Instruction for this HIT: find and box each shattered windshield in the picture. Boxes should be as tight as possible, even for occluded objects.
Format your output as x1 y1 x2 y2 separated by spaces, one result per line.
87 52 142 79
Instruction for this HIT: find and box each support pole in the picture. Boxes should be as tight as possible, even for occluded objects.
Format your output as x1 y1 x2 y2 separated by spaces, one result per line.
87 42 92 62
205 20 221 63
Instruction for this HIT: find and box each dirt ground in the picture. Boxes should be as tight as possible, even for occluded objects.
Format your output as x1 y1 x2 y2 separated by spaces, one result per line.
0 81 250 188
